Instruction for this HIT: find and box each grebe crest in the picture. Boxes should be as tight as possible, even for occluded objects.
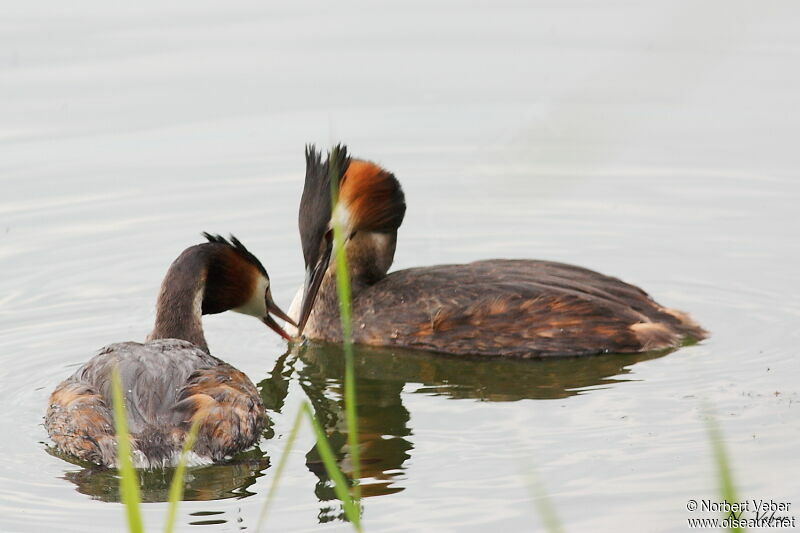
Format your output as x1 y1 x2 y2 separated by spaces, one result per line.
296 145 406 333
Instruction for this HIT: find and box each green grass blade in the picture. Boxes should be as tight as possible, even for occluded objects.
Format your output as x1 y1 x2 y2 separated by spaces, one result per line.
303 402 362 531
341 345 360 499
705 413 743 533
110 366 145 533
255 407 305 533
328 146 353 353
162 409 207 533
523 462 565 533
328 145 362 503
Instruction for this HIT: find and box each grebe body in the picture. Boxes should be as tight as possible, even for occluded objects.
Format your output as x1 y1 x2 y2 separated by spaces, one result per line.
289 146 706 358
46 234 294 468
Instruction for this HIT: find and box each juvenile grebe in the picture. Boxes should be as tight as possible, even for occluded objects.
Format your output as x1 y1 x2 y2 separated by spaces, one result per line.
287 145 706 358
46 234 295 468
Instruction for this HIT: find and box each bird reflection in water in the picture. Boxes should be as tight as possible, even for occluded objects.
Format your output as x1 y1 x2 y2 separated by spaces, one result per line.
50 341 673 520
48 445 269 503
259 341 673 522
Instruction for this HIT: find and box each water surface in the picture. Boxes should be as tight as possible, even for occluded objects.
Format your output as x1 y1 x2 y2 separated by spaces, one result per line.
1 1 799 532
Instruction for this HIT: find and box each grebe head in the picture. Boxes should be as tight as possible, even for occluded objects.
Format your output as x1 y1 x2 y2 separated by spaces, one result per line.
296 145 406 333
201 233 296 340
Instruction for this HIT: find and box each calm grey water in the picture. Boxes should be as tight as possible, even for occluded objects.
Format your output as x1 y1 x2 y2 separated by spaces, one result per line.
2 1 799 532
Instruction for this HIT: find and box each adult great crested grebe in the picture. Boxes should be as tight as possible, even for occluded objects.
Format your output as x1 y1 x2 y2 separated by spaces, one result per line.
287 145 706 358
46 234 295 468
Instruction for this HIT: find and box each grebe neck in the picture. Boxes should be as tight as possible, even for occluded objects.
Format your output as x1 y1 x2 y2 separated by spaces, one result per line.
346 231 397 289
147 248 209 352
317 230 397 313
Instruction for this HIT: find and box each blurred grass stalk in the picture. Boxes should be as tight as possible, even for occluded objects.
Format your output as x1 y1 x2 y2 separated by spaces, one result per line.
111 366 205 533
256 145 363 532
256 402 362 532
305 402 362 529
705 411 744 533
522 411 743 533
163 411 206 533
329 144 363 504
523 461 565 533
111 367 144 533
255 406 305 532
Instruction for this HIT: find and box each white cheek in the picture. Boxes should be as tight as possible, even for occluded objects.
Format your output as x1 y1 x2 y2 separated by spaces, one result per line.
233 277 269 318
331 202 351 231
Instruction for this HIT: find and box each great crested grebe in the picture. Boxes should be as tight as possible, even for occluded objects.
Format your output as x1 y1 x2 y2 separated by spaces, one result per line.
287 145 707 358
46 234 295 468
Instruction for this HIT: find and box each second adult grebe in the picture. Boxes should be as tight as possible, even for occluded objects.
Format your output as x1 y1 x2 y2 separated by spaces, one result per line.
287 145 707 357
46 234 295 468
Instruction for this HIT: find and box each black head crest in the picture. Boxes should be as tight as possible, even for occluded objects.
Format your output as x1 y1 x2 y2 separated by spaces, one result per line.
202 232 268 277
299 144 351 268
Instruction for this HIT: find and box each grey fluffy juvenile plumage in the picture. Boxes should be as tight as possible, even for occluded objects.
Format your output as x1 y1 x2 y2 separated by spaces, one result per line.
46 339 263 468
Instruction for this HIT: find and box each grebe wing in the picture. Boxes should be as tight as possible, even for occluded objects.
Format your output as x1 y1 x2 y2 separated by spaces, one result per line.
46 379 117 465
351 259 703 358
172 363 265 462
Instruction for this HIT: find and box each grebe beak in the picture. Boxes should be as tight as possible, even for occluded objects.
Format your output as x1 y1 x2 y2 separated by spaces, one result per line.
296 234 333 335
263 294 297 341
